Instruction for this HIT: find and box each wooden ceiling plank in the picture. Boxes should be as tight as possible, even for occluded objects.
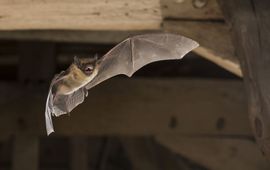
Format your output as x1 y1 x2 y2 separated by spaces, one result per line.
0 79 249 139
164 20 242 77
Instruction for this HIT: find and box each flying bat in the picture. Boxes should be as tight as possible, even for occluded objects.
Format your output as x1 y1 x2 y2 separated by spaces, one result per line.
45 33 199 135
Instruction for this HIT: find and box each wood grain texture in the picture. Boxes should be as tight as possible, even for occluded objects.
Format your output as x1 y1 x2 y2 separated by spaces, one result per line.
157 135 270 170
0 79 249 138
0 23 242 78
161 0 223 20
0 0 223 30
0 0 162 30
164 20 242 76
0 30 157 43
218 0 270 157
0 0 240 78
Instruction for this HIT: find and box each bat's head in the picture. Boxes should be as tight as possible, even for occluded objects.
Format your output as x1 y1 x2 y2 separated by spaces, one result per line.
73 55 99 76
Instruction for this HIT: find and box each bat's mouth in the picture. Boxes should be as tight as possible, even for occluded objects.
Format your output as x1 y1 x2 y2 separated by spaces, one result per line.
85 68 92 72
84 67 94 75
85 71 93 74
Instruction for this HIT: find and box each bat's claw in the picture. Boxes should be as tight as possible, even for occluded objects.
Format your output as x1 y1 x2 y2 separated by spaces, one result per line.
84 88 88 97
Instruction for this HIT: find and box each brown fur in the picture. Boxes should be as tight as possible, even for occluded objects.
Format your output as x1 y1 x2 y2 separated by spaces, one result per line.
53 58 98 95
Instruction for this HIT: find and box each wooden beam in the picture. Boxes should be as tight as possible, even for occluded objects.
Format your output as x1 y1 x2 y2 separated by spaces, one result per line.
12 135 39 170
157 135 270 170
0 24 242 78
218 0 270 157
70 137 89 170
161 0 223 20
0 79 249 138
0 28 242 79
0 0 240 78
121 137 194 170
0 30 157 43
11 40 56 170
0 0 162 30
164 20 242 77
0 0 223 31
121 138 162 170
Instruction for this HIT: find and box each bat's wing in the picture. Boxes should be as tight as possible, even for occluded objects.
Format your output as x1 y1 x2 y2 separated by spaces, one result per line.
86 33 199 89
45 88 55 135
45 71 87 135
45 75 60 135
45 33 198 135
53 88 86 114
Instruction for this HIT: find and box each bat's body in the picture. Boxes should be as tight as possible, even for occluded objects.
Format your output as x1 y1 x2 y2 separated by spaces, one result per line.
45 33 199 135
52 62 98 96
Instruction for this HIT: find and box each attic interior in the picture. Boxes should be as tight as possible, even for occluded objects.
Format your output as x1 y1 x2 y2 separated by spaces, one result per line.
1 0 270 170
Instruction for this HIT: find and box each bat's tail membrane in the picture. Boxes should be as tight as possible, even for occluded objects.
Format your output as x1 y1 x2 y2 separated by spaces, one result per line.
45 89 55 135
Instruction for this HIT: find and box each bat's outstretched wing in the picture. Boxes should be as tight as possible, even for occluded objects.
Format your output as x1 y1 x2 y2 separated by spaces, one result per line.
86 33 198 89
45 72 87 135
45 33 198 135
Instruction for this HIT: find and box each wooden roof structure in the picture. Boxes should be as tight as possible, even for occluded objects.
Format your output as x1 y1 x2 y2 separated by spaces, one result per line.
0 0 241 76
1 0 270 170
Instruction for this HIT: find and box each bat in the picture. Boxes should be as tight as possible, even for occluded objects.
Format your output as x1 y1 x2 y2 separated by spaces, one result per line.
45 33 199 135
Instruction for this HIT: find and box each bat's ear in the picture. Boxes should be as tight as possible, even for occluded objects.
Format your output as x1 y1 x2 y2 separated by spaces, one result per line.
94 54 101 65
73 56 80 65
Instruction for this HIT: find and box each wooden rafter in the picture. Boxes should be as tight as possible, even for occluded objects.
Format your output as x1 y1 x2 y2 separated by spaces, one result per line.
164 20 242 77
157 135 270 170
218 0 270 157
0 79 249 139
0 0 242 76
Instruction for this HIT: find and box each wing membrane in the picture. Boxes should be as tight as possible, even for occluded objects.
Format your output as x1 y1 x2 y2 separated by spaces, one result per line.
86 33 198 89
45 33 199 135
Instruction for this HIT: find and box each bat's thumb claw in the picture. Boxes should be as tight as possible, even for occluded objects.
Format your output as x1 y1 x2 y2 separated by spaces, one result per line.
83 88 88 97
